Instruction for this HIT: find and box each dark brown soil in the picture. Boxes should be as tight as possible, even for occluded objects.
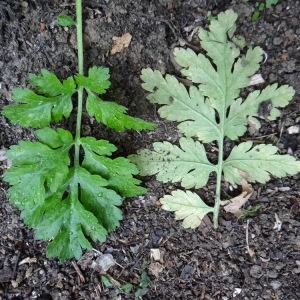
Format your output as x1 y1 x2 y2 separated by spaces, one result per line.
1 0 300 299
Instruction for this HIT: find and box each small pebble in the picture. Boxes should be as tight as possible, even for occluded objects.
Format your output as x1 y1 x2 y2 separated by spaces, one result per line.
21 1 28 8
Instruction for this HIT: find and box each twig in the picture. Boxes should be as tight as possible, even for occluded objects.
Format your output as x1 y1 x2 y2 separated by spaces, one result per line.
72 261 85 283
246 219 254 257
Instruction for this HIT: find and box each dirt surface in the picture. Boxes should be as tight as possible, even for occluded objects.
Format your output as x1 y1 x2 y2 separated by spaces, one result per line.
1 0 300 299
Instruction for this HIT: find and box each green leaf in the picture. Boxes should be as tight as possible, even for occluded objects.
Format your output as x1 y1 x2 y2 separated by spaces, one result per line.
139 270 151 288
2 70 76 127
225 84 295 140
223 141 300 184
101 276 113 287
81 140 146 197
42 193 108 261
35 127 73 148
75 66 111 94
135 9 298 229
141 69 219 142
252 11 260 21
161 190 214 229
4 140 71 203
121 283 133 293
75 166 123 231
86 92 155 131
266 0 278 8
57 14 76 26
129 138 217 189
80 137 117 156
29 69 76 97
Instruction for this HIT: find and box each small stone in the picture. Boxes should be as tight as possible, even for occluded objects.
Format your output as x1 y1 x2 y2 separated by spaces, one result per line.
268 270 278 278
270 280 281 290
21 1 28 8
94 254 115 272
249 265 263 278
273 37 283 45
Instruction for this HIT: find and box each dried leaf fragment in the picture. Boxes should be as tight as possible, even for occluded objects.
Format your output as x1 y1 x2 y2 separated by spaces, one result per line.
150 248 161 261
221 184 253 218
111 33 132 55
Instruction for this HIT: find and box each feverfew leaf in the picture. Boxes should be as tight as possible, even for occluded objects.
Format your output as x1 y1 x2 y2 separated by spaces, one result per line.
80 137 117 156
82 141 147 197
37 192 108 261
141 69 219 142
4 138 71 209
86 92 155 131
76 167 123 231
29 69 76 97
129 138 217 189
2 70 76 127
161 190 214 229
14 162 124 261
226 84 295 139
75 66 111 94
134 9 299 229
35 127 73 148
57 15 76 26
223 142 300 184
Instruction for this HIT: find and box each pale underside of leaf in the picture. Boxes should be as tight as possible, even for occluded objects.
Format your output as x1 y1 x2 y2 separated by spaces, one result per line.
141 68 219 143
161 190 214 229
223 141 300 184
129 137 217 189
225 84 295 140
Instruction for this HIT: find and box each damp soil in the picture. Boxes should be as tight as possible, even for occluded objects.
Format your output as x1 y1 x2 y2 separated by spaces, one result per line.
1 0 300 299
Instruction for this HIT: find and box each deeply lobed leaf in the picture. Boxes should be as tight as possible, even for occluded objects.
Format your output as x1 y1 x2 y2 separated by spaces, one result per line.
141 69 219 142
161 190 214 229
223 142 300 184
129 138 217 189
133 9 299 230
2 70 76 128
3 127 135 261
86 91 155 131
75 66 111 94
82 143 147 197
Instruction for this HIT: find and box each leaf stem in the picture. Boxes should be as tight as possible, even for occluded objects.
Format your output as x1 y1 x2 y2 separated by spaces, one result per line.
74 0 83 167
214 99 226 228
213 136 223 228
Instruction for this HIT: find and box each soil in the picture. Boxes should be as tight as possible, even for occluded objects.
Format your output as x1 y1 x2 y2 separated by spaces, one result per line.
0 0 300 299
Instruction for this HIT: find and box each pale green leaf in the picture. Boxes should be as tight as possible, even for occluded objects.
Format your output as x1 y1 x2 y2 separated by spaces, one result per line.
266 0 278 8
225 84 295 140
223 141 300 184
174 10 263 112
136 9 299 230
129 138 217 189
141 69 219 142
161 190 214 229
86 91 155 131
